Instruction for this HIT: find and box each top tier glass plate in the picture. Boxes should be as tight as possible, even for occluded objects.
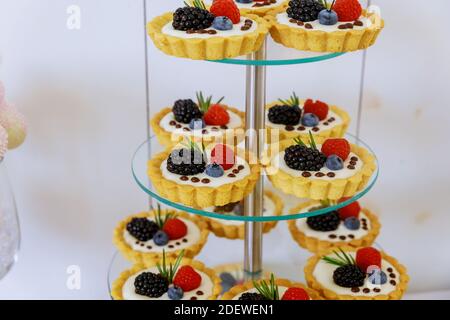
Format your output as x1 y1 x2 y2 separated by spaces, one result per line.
131 134 378 222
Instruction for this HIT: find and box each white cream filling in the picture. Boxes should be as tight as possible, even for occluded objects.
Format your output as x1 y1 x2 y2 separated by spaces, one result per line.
123 217 200 253
159 109 243 139
205 0 283 10
161 155 251 188
296 204 370 241
205 194 276 225
265 108 342 132
276 12 371 32
272 145 363 180
313 253 400 297
122 266 214 300
162 17 257 39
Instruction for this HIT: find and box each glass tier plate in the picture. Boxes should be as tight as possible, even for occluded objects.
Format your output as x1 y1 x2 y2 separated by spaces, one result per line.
131 134 378 222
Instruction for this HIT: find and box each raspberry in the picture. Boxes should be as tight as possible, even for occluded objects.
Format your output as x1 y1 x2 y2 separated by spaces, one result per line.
173 266 202 292
203 104 230 126
303 99 329 120
163 218 187 240
211 144 235 171
356 247 382 273
281 287 310 300
333 0 362 22
321 138 350 161
337 198 361 220
210 0 241 24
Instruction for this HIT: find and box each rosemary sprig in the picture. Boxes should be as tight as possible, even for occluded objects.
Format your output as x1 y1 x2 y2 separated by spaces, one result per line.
157 249 185 284
154 204 177 229
181 138 205 154
293 131 318 150
321 0 336 11
253 274 280 300
184 0 207 10
322 248 356 267
293 136 306 147
196 91 225 113
278 92 300 107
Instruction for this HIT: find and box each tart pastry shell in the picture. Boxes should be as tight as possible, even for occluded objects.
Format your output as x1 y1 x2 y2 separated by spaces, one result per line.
221 278 323 300
205 190 283 239
111 258 222 300
266 138 377 200
148 149 261 207
151 106 246 148
304 246 409 300
266 8 384 53
265 102 350 143
288 201 380 253
236 0 288 17
147 13 269 60
113 210 209 263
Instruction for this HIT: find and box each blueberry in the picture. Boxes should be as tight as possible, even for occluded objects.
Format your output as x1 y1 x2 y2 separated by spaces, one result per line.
343 217 360 230
220 272 237 286
212 16 233 31
236 0 253 3
368 268 388 285
189 118 205 130
318 9 338 26
301 113 319 127
325 155 344 170
168 285 184 300
205 163 224 178
153 230 169 246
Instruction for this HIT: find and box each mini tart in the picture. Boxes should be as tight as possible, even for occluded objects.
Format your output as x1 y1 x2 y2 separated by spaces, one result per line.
113 210 209 263
111 258 222 300
206 0 288 17
151 106 245 148
147 13 269 60
266 7 384 53
204 190 283 239
265 100 350 143
288 201 380 254
221 278 322 300
266 139 376 200
304 247 409 300
148 148 261 208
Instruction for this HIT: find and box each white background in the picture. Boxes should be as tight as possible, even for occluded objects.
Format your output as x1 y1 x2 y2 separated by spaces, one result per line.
0 0 449 299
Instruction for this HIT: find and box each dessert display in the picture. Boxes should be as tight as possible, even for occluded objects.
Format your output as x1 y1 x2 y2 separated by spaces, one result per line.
148 140 260 207
111 251 222 300
266 134 376 200
205 0 288 16
305 247 409 300
113 206 209 263
151 92 245 147
147 0 269 60
203 190 283 239
222 274 322 300
267 0 384 52
265 93 350 143
288 199 380 253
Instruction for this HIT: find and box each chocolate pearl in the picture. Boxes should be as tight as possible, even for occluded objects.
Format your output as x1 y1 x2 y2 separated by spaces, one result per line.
182 238 188 243
339 235 346 240
140 243 144 247
348 234 355 239
351 287 360 293
362 226 368 230
347 165 355 170
338 24 348 29
285 125 295 131
245 19 253 24
361 218 367 223
389 273 396 279
232 169 239 174
390 280 397 286
135 241 139 245
270 0 276 3
297 21 304 26
146 246 152 249
175 124 182 129
350 161 357 166
169 121 176 126
302 172 312 178
228 173 236 178
220 125 228 129
183 127 191 132
202 129 208 134
329 234 337 239
196 290 204 296
168 245 174 249
374 288 381 293
312 127 320 132
315 172 325 177
190 297 198 300
329 117 335 121
297 126 306 131
176 242 181 246
201 178 210 184
180 176 189 181
238 165 245 170
211 127 219 131
387 267 393 273
305 23 313 29
208 30 217 35
363 288 370 294
186 29 195 34
354 20 363 27
191 177 200 183
351 156 358 162
289 18 296 23
323 122 329 126
241 26 250 31
198 29 208 34
327 172 336 178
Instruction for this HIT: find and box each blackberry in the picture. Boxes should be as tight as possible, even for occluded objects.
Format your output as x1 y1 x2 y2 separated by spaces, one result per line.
126 217 159 242
238 292 266 301
172 7 215 31
287 0 325 22
306 211 340 231
172 99 203 124
134 272 169 298
333 265 366 288
284 145 326 171
268 105 302 126
167 148 206 176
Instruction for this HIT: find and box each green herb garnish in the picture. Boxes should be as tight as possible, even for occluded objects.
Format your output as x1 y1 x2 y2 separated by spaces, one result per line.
322 248 356 267
253 274 280 300
196 91 225 114
278 92 300 107
157 249 184 283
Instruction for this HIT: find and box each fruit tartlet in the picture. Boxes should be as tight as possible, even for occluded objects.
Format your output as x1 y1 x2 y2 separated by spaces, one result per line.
305 247 409 300
203 190 283 239
205 0 288 17
151 92 245 148
112 251 222 300
148 141 260 207
113 207 209 263
147 0 269 60
222 274 322 300
288 199 380 253
267 0 384 53
265 93 349 143
266 134 376 200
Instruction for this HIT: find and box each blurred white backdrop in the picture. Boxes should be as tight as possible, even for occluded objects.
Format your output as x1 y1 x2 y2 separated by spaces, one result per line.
0 0 449 299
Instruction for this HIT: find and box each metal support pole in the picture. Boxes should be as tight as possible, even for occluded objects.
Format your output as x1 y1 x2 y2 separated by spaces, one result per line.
244 40 267 280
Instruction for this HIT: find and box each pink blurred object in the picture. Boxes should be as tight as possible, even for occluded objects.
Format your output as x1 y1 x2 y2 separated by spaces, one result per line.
0 103 27 150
